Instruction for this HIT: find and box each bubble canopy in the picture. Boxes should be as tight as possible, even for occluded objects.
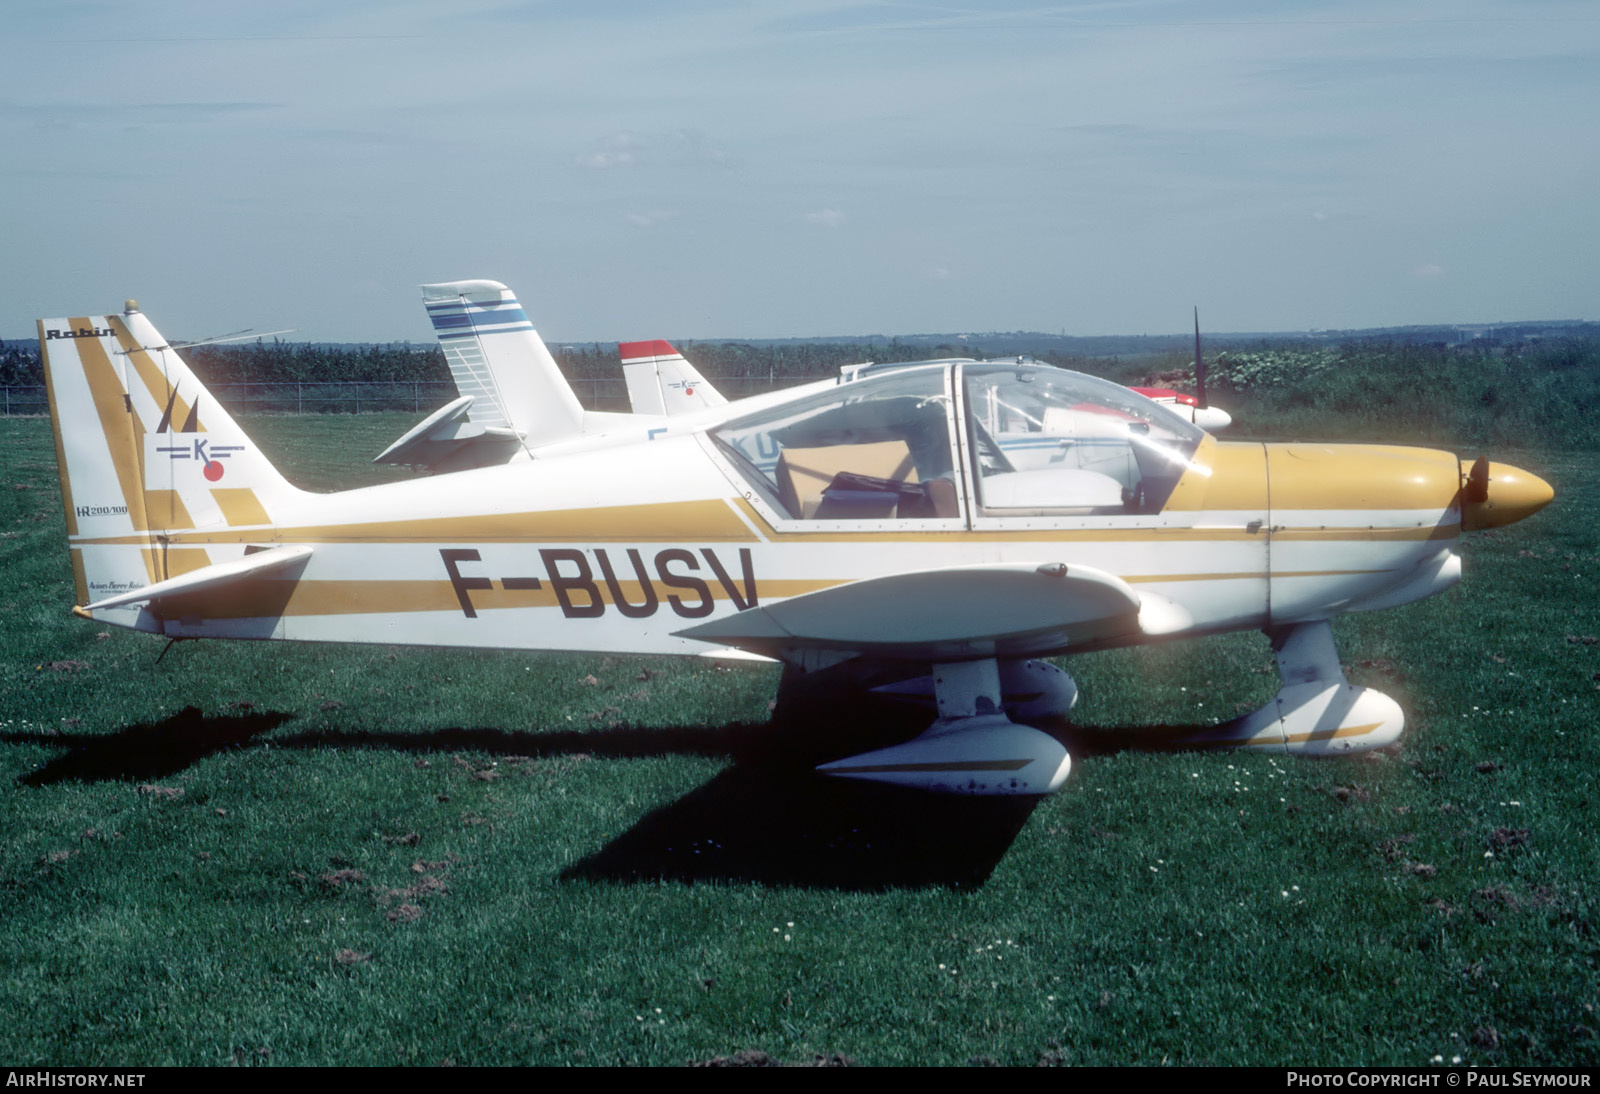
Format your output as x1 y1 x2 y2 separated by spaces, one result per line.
711 363 1206 520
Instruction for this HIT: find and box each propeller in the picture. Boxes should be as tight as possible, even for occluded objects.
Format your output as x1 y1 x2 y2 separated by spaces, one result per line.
1193 306 1207 410
1463 455 1491 504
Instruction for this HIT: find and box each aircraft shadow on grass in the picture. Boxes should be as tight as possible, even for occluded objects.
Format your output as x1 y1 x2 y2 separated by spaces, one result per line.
8 706 294 787
6 705 1236 891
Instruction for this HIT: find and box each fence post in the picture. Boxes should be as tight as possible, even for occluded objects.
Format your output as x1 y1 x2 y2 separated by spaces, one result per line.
297 382 303 414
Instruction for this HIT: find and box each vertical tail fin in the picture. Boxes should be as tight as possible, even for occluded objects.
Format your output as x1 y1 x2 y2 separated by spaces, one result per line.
618 340 728 417
421 280 585 449
40 301 299 626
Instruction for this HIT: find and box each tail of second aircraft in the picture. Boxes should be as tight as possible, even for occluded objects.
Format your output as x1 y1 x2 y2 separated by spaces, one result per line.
39 302 304 630
619 340 728 417
421 280 586 448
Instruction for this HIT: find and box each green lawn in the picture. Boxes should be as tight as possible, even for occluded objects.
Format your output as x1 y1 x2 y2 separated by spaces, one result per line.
1 413 1595 1066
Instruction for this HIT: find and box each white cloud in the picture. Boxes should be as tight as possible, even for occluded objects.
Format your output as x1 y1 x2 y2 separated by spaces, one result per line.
804 208 845 228
576 149 635 169
576 131 641 169
625 210 679 228
1412 263 1445 279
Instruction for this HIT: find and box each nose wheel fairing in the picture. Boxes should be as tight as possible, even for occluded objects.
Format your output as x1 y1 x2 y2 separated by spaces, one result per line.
1179 620 1404 755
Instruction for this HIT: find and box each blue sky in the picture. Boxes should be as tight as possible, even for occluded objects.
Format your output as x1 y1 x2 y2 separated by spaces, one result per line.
5 1 1597 343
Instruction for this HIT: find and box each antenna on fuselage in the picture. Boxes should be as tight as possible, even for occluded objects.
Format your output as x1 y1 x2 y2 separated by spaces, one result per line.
115 327 300 356
1193 306 1208 410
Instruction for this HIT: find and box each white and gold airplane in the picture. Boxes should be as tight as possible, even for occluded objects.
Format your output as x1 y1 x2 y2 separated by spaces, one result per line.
39 289 1553 795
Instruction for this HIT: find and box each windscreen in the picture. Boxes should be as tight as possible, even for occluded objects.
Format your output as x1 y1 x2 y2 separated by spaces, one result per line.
963 364 1205 514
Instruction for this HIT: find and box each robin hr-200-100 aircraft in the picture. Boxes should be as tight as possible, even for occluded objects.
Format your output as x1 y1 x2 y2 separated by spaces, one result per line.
40 282 1553 795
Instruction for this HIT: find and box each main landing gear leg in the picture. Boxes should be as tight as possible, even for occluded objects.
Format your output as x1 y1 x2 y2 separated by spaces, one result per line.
817 658 1073 795
869 658 1079 723
1181 619 1405 755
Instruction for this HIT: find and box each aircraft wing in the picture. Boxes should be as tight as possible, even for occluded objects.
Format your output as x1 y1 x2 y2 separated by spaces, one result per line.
675 561 1191 662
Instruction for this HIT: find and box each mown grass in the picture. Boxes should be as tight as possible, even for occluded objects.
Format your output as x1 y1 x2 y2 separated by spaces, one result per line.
1 412 1596 1066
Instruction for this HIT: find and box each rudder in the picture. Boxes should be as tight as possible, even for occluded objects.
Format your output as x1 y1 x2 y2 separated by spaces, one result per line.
619 339 728 417
40 301 301 627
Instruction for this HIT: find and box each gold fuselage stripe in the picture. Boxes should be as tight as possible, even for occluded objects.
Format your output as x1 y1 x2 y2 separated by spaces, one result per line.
158 575 845 620
65 516 1460 549
65 523 1457 549
1122 569 1386 584
168 498 759 545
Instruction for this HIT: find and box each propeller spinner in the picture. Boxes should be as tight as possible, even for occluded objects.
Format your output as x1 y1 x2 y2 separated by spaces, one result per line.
1461 456 1553 530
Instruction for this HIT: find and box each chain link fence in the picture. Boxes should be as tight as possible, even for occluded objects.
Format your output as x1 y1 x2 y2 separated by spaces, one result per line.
1 386 48 416
0 376 796 417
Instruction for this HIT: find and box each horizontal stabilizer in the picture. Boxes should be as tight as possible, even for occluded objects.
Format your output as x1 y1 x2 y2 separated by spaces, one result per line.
81 544 313 612
373 395 522 470
374 395 476 464
676 562 1162 661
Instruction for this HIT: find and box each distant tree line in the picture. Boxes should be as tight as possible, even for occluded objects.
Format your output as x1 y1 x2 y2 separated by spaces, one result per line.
0 344 37 386
1138 336 1600 451
0 337 1075 386
5 333 1598 449
182 341 448 384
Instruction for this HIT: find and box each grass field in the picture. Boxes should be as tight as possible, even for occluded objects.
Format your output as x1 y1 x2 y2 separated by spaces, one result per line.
1 411 1596 1066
